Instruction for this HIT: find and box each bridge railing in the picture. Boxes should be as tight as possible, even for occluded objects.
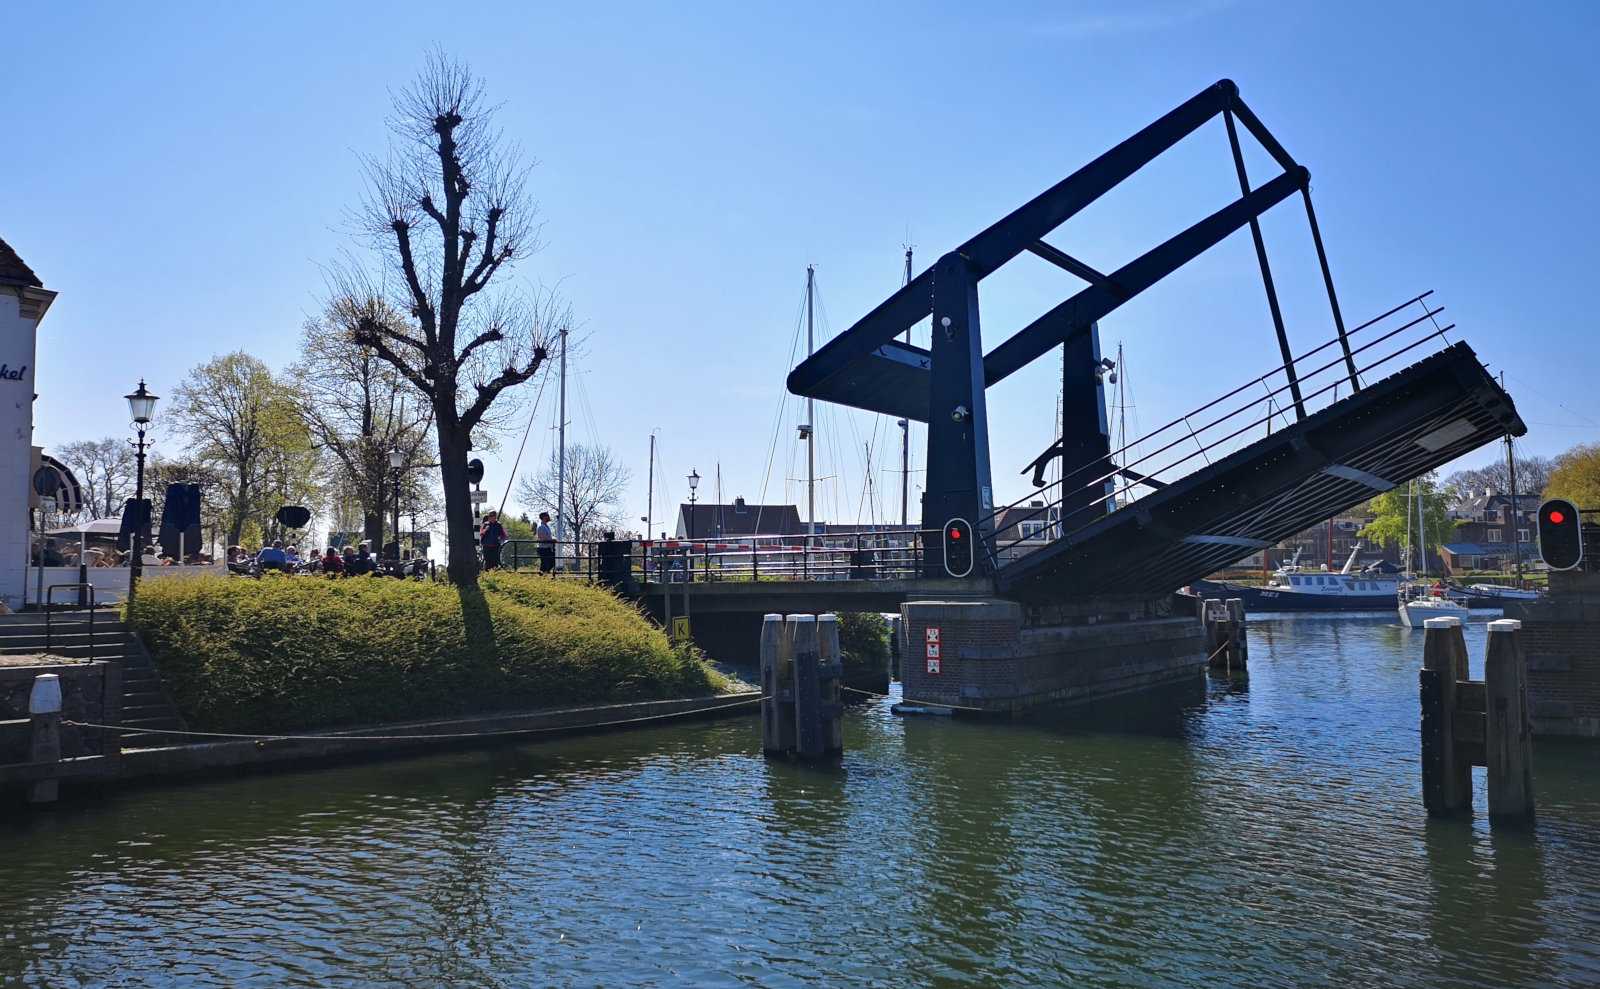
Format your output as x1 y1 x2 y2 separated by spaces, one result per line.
501 528 941 585
981 290 1457 567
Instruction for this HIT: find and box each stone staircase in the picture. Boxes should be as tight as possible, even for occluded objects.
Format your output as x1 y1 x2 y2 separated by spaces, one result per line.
0 610 188 748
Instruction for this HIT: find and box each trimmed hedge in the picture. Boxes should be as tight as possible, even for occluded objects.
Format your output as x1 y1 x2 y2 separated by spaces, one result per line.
838 612 891 675
127 572 730 732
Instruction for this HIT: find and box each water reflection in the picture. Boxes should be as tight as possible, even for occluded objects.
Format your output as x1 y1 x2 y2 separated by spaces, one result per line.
0 618 1597 987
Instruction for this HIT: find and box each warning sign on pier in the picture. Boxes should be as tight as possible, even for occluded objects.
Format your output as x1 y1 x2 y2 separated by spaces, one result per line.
925 626 942 674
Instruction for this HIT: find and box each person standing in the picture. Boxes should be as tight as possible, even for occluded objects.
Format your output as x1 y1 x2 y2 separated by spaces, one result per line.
480 511 508 571
536 511 556 574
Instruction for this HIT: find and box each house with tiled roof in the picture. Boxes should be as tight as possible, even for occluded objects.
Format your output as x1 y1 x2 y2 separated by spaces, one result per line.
674 497 802 540
1441 487 1540 574
0 236 55 608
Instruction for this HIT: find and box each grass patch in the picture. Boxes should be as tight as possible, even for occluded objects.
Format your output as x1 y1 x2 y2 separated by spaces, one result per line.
127 572 732 732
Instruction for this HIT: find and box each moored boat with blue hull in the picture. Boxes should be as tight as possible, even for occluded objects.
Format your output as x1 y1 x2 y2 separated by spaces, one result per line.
1192 577 1397 612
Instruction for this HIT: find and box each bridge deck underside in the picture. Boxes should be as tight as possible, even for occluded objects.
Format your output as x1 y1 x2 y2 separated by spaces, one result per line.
996 342 1524 603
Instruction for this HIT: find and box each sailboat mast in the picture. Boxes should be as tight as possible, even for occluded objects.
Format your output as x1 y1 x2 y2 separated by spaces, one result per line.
1405 479 1415 577
556 324 568 546
806 265 816 537
645 432 655 542
1503 372 1524 583
901 247 913 527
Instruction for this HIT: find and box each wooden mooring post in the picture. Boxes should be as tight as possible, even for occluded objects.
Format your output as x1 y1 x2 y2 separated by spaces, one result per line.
1203 597 1248 673
1419 617 1534 821
759 613 843 760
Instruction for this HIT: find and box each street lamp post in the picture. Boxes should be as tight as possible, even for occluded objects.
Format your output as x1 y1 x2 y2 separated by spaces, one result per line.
686 469 700 540
389 448 405 560
125 380 159 606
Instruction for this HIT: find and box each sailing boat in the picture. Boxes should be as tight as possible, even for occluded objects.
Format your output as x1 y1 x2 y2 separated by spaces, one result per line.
1397 479 1468 627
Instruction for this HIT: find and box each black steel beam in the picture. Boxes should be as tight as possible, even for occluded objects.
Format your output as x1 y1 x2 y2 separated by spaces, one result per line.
982 165 1309 387
788 78 1243 400
1026 241 1122 296
1228 96 1298 173
1302 188 1361 391
1225 107 1305 419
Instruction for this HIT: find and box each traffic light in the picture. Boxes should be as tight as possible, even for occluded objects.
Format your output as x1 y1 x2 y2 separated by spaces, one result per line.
1537 498 1584 571
943 517 974 578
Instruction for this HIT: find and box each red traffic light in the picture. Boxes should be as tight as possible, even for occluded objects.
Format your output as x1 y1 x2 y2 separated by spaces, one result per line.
942 518 974 577
1538 497 1583 571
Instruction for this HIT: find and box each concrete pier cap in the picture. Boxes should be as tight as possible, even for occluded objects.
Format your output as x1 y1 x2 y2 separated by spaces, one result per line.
1424 617 1462 629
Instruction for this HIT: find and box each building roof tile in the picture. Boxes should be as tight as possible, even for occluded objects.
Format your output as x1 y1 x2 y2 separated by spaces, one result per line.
0 237 42 288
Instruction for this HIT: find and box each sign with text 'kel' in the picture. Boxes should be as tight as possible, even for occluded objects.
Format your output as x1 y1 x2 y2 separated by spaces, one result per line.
925 626 942 675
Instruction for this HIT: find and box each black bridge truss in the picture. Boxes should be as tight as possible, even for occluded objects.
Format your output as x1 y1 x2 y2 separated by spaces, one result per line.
786 79 1524 592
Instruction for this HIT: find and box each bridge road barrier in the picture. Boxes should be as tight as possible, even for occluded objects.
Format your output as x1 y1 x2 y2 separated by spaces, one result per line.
760 614 843 761
1420 618 1534 821
1202 598 1248 674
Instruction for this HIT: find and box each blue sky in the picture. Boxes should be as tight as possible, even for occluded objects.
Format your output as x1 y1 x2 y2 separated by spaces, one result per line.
5 0 1598 530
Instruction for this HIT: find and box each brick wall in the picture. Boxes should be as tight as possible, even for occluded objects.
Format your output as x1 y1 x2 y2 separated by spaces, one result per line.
900 598 1205 713
1508 573 1600 737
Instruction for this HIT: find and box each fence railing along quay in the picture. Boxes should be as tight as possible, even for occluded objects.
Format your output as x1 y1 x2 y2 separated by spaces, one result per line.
502 529 941 585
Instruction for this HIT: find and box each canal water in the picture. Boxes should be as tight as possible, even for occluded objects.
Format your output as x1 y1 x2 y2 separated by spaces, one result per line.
2 615 1597 987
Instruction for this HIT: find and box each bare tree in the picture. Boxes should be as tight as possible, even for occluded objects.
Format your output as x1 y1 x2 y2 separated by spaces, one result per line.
293 297 436 546
55 438 136 520
345 51 563 585
1444 455 1554 500
517 444 632 548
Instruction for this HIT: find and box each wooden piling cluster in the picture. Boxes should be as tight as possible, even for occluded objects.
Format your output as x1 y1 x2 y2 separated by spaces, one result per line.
1419 617 1534 820
760 613 844 759
1201 597 1248 673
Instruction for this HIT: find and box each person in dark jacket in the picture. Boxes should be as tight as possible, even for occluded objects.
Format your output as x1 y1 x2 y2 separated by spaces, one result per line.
322 547 345 576
480 512 508 570
351 542 375 576
536 511 556 574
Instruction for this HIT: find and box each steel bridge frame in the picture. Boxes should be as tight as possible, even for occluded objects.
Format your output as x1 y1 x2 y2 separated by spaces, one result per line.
787 79 1359 576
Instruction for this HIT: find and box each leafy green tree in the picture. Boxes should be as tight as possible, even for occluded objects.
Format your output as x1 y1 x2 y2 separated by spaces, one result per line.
1360 472 1458 571
1544 443 1600 509
838 612 891 676
167 352 315 546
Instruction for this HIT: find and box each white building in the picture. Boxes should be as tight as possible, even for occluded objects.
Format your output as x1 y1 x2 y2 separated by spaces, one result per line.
0 238 52 610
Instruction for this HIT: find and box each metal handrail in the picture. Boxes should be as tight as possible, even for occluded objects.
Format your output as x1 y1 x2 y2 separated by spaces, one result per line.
44 583 97 661
991 299 1446 528
499 529 939 584
984 318 1455 561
